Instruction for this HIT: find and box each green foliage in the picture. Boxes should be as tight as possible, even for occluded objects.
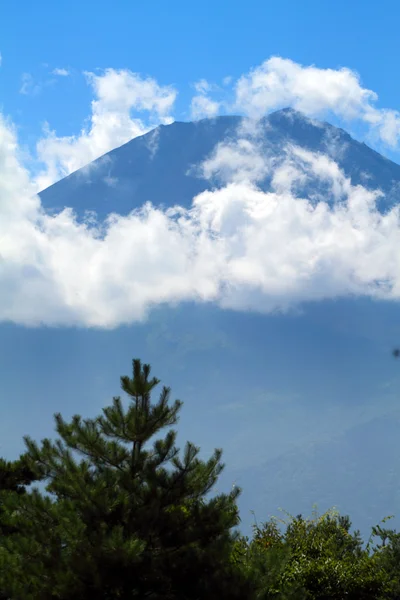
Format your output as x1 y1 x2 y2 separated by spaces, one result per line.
365 516 400 599
0 454 40 533
0 359 251 599
0 455 39 494
0 455 43 598
231 507 396 599
1 358 400 599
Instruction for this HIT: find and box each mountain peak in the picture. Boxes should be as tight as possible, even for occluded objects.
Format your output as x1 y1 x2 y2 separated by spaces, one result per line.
39 109 400 221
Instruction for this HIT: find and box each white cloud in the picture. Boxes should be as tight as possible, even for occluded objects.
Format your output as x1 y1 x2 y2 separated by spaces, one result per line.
20 73 40 96
52 68 70 77
6 57 400 328
30 56 400 194
201 137 272 184
3 110 400 329
103 174 118 187
191 79 223 120
190 57 400 147
234 56 400 148
34 56 400 194
34 69 177 190
194 79 213 94
235 57 375 119
191 94 221 120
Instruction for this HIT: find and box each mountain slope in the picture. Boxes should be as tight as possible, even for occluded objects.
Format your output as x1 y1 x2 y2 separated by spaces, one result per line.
229 412 400 537
39 109 400 220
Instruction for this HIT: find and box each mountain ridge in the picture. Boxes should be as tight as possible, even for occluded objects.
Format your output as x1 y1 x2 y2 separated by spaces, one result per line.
39 108 400 221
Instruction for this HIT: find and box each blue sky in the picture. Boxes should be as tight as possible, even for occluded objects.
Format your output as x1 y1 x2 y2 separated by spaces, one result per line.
2 0 400 162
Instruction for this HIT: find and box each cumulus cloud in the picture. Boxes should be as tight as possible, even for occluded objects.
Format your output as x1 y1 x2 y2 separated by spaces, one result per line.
2 110 400 329
33 56 400 194
235 56 400 147
34 69 177 190
188 57 400 147
28 56 400 196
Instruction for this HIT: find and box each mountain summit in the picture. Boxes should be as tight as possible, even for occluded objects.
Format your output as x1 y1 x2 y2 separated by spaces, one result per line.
39 108 400 220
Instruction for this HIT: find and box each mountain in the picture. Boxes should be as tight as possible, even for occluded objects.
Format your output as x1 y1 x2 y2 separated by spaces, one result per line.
2 109 400 542
230 412 400 535
39 108 400 220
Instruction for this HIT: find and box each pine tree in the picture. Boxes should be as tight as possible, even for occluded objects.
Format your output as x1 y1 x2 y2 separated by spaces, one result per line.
0 359 252 599
1 454 41 536
0 455 41 599
0 456 38 495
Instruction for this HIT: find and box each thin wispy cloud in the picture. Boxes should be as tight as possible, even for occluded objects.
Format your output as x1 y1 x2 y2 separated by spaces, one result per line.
190 79 222 119
200 136 273 184
190 79 230 120
194 79 214 94
52 67 70 77
190 94 221 119
20 73 41 96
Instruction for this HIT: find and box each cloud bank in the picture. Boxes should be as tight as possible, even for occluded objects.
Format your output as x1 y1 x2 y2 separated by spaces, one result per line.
2 104 400 328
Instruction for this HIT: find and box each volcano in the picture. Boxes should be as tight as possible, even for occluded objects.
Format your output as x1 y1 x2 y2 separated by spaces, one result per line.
2 108 400 540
